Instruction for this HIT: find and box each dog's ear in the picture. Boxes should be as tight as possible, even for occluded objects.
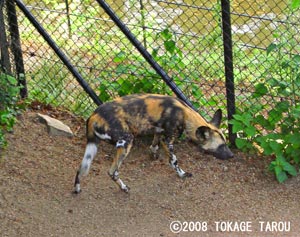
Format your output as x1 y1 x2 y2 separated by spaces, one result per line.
196 126 211 141
210 109 222 128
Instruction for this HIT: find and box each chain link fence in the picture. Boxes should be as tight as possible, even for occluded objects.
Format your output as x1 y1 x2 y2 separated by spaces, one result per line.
1 0 299 123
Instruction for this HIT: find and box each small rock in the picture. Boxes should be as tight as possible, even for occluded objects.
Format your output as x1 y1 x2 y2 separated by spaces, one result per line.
37 113 73 137
222 165 229 172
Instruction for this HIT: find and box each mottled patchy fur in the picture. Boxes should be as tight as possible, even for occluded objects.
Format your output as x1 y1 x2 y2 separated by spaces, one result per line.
74 94 233 193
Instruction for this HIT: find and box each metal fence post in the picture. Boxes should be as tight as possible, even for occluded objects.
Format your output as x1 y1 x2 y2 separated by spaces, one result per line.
221 0 236 146
6 0 27 98
0 0 11 74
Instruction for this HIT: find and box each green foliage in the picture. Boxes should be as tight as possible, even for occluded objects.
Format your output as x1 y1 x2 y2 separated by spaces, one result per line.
231 80 300 183
291 0 300 10
0 73 22 148
28 61 67 106
97 27 204 106
230 1 300 182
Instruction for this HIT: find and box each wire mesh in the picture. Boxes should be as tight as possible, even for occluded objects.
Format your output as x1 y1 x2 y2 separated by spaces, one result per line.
1 0 299 122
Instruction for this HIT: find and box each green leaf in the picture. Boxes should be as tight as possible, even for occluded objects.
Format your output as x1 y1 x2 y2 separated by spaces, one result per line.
269 140 283 154
268 77 280 87
275 166 288 183
161 28 172 40
296 75 300 88
268 109 283 124
274 165 282 175
269 161 276 171
282 161 297 176
113 51 126 63
257 137 273 155
266 43 278 55
235 138 248 149
288 133 300 144
253 83 268 98
164 40 176 54
232 113 252 127
152 48 159 59
281 60 290 69
292 54 300 65
231 120 244 133
232 114 244 121
275 101 290 113
116 64 128 74
176 47 183 58
245 126 257 137
291 0 300 10
7 75 18 85
254 115 271 129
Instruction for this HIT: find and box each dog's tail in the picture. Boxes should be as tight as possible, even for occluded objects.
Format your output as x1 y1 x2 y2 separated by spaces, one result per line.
74 142 98 193
79 142 98 176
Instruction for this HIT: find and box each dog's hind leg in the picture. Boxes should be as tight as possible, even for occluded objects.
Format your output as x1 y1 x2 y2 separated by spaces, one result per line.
74 142 98 194
108 134 133 193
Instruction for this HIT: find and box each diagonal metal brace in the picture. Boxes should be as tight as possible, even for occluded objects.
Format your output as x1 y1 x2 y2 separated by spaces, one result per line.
14 0 102 106
95 0 196 111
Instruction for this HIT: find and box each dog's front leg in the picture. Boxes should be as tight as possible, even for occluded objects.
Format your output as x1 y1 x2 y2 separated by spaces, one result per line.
162 136 192 178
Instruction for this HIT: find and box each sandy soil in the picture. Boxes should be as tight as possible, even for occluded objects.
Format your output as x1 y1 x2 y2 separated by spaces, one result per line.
1 107 300 237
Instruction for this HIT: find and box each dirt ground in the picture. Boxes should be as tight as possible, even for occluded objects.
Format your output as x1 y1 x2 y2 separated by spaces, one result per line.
1 107 300 237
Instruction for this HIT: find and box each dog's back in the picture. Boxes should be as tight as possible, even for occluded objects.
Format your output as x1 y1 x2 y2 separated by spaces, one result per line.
86 94 188 143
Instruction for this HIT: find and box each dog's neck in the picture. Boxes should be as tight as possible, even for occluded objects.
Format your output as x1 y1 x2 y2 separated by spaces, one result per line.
184 108 209 141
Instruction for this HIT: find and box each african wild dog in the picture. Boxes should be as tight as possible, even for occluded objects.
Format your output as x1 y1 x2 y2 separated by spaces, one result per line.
74 93 233 193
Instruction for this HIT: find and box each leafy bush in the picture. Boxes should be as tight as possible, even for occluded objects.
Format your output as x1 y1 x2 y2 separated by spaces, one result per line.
230 81 299 182
0 72 22 148
230 0 300 182
97 27 204 107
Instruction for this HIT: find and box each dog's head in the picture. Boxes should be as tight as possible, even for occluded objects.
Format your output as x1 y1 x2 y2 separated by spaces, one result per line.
196 109 233 160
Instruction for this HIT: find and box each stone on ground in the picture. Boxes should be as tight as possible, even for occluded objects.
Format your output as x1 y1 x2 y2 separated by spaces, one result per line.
37 113 73 137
